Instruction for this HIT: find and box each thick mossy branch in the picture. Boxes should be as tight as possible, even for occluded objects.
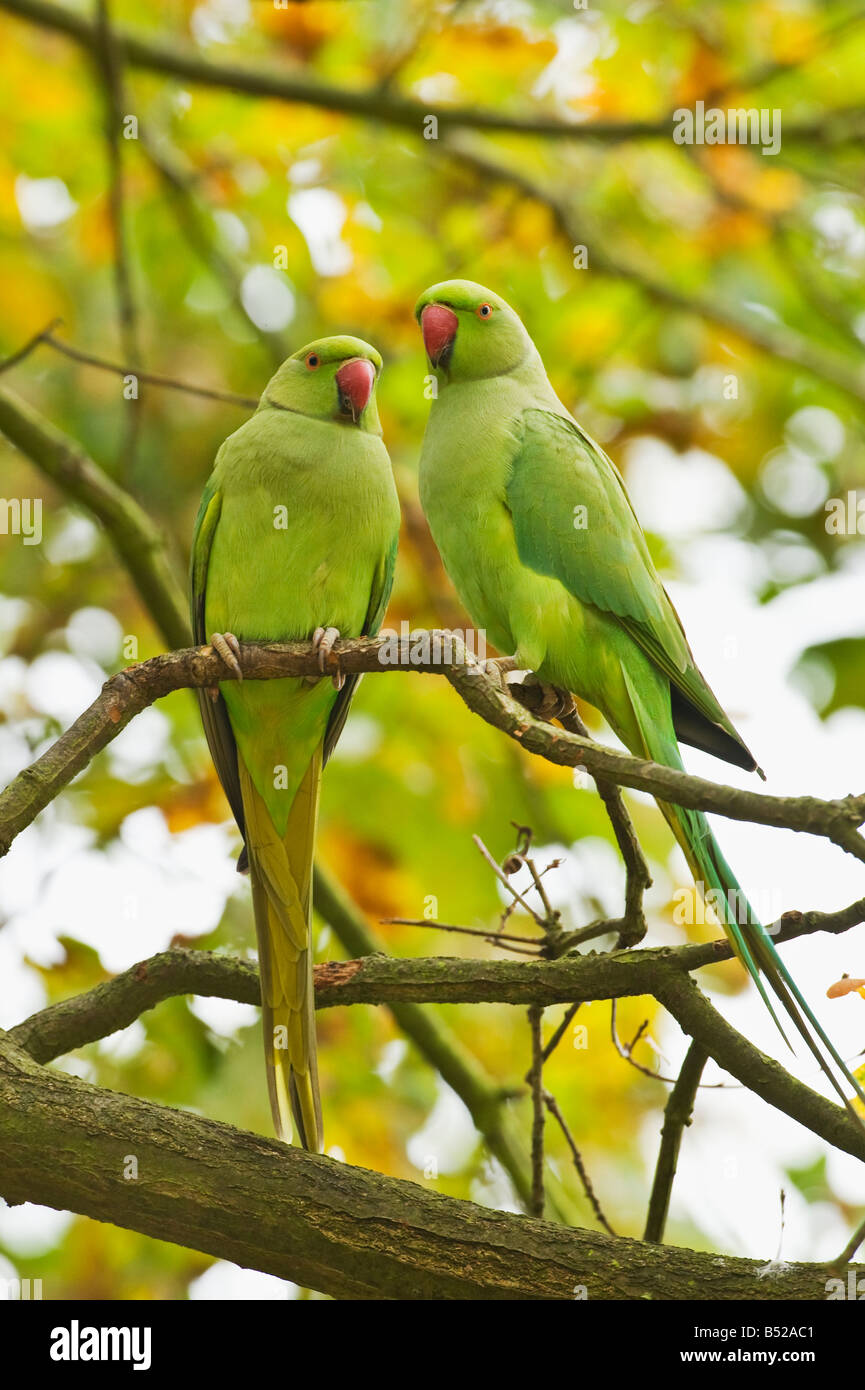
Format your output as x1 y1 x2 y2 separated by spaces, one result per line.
0 1029 858 1299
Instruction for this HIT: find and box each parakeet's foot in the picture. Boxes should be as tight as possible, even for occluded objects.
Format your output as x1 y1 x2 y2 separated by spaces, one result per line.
207 631 242 701
312 625 345 690
482 655 519 689
511 672 575 722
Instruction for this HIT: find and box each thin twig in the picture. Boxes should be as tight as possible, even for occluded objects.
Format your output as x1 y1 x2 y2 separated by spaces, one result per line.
610 998 726 1088
472 834 546 925
611 998 664 1082
562 707 652 946
520 994 591 1241
644 1040 709 1243
0 317 63 374
507 832 561 928
528 1004 545 1219
94 0 142 476
540 1003 581 1065
380 916 541 950
0 325 258 407
543 1090 617 1237
551 917 626 955
826 1212 865 1273
480 941 545 958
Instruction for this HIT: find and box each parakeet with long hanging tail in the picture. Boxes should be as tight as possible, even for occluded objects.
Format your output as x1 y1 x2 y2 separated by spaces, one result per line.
191 337 399 1150
415 278 865 1121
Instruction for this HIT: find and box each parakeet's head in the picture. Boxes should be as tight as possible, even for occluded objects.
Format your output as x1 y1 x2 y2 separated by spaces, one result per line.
415 280 533 382
261 336 383 433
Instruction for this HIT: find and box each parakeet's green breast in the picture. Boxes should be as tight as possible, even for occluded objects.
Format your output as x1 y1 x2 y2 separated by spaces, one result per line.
204 407 399 832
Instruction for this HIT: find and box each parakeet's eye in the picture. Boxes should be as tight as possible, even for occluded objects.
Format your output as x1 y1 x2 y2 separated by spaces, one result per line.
306 353 320 370
476 303 493 319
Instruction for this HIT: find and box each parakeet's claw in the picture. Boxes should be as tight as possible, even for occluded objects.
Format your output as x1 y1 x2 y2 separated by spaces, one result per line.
482 655 519 690
210 631 243 682
312 626 345 689
312 625 339 672
206 631 242 698
510 672 575 722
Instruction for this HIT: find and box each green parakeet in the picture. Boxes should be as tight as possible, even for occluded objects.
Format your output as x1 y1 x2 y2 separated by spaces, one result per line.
191 337 400 1150
415 278 865 1117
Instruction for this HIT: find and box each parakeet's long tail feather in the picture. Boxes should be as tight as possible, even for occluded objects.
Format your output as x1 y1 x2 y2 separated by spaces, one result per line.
238 749 324 1152
620 665 865 1124
661 795 865 1117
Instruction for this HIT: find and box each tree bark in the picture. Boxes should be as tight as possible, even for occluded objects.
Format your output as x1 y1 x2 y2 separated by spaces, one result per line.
0 1030 857 1300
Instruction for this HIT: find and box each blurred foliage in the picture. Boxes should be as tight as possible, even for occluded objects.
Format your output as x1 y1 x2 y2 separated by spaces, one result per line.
1 0 865 1296
794 636 865 716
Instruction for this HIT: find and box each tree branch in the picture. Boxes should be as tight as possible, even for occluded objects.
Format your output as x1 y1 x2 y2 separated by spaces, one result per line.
9 895 859 1067
139 131 289 367
558 703 650 946
527 1003 545 1218
2 634 863 865
0 324 259 408
7 0 865 409
311 866 580 1224
3 0 863 148
655 973 865 1163
1 1028 855 1299
9 897 865 1168
0 384 190 650
445 140 865 410
644 1040 708 1243
0 0 718 144
93 0 142 477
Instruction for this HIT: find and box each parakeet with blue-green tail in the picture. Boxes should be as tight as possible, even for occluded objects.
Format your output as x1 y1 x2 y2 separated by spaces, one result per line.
415 277 865 1120
191 337 399 1151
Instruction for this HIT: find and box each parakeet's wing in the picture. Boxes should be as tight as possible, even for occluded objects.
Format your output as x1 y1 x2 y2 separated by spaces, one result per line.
505 409 760 773
502 408 865 1121
190 480 248 843
322 531 397 763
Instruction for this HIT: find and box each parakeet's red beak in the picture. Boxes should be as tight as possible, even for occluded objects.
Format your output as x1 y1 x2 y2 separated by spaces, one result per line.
421 303 458 368
336 357 375 421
